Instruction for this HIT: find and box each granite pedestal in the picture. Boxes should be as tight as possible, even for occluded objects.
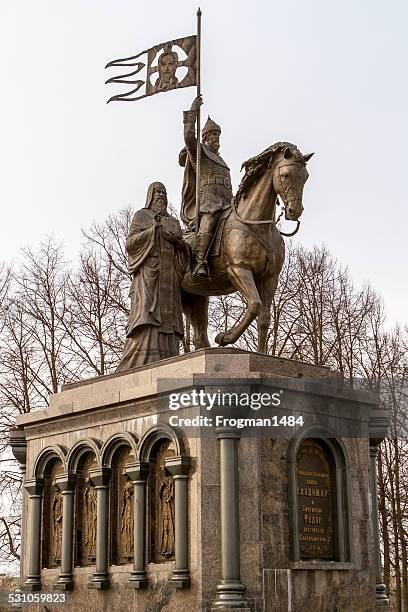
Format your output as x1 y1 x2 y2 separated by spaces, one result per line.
11 348 389 611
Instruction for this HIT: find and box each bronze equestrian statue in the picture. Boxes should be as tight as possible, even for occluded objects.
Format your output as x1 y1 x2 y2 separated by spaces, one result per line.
180 96 314 353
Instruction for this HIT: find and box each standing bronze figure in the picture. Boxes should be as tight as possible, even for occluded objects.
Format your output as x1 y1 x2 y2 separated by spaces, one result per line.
116 182 187 371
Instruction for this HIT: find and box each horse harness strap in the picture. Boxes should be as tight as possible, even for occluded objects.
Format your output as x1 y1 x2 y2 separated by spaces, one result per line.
224 213 275 262
231 197 275 225
231 197 300 237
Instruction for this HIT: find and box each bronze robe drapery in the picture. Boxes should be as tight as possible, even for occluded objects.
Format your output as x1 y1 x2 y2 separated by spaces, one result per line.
116 208 185 371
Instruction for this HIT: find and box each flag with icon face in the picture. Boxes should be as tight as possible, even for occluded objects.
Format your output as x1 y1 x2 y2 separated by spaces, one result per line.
105 35 197 103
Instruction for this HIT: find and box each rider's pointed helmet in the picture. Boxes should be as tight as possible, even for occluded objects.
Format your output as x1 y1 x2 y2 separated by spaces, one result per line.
202 116 221 137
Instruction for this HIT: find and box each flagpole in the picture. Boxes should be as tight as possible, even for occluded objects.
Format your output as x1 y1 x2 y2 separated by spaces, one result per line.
195 7 202 235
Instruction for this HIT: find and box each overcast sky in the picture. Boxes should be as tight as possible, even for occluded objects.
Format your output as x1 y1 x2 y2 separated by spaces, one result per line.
0 0 407 325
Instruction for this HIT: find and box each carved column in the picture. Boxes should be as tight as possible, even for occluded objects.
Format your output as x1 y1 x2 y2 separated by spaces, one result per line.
213 427 248 610
370 444 390 608
125 461 149 588
165 455 192 588
54 474 76 591
88 467 111 590
24 478 44 591
369 408 390 608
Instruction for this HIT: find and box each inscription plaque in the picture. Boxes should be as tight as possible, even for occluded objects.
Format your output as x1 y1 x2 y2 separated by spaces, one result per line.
296 439 334 560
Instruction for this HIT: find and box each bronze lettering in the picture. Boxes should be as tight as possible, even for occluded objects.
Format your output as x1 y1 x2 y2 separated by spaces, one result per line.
296 439 334 560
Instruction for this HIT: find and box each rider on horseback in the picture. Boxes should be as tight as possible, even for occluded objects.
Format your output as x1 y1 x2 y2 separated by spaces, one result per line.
179 95 233 277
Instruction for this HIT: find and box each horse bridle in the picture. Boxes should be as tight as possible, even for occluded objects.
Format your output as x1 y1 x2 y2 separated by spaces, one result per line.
231 159 304 237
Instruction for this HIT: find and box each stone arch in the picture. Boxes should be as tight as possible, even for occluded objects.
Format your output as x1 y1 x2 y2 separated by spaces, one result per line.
66 439 101 567
287 426 352 563
138 425 188 565
138 424 187 462
287 425 351 469
101 433 138 566
66 438 102 473
33 445 67 478
101 432 138 467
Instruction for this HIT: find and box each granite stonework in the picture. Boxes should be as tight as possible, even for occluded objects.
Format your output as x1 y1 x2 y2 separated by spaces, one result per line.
11 348 389 612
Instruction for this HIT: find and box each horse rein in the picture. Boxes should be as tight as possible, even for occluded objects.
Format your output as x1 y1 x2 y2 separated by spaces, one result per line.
231 196 301 237
230 158 304 237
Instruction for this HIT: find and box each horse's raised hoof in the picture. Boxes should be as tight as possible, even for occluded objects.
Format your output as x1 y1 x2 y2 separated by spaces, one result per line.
215 332 229 346
194 340 211 349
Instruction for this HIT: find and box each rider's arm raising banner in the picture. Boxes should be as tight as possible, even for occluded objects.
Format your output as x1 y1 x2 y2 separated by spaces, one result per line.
184 96 202 163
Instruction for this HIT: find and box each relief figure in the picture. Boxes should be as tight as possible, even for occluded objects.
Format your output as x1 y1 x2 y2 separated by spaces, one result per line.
120 476 134 560
52 484 63 563
159 466 175 558
83 478 97 561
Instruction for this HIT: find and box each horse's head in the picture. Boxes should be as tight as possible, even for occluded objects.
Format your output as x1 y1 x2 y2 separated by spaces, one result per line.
238 142 314 223
270 144 314 221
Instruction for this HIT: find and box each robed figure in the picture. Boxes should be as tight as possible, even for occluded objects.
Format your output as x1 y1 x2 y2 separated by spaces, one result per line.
116 182 187 371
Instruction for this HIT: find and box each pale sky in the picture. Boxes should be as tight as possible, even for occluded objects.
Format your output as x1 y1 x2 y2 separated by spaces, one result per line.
0 0 407 325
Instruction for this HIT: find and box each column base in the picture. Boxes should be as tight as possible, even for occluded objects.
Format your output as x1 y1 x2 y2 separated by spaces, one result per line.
375 582 390 607
212 581 248 608
128 571 148 589
169 568 191 589
54 579 74 592
23 578 41 592
88 572 110 590
88 581 110 590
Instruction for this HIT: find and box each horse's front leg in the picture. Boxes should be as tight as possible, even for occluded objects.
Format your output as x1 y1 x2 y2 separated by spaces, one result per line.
256 274 279 353
215 265 261 346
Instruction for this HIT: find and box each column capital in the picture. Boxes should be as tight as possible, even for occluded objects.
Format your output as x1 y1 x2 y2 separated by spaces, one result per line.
54 473 76 493
24 478 44 496
9 427 27 467
124 461 149 482
216 427 242 440
369 408 390 447
165 456 192 477
88 467 111 487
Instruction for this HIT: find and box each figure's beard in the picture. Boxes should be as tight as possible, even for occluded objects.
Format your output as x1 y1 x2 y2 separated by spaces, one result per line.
151 197 167 213
206 142 220 153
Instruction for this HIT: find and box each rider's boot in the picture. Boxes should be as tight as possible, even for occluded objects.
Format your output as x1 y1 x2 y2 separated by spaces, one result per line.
193 232 212 277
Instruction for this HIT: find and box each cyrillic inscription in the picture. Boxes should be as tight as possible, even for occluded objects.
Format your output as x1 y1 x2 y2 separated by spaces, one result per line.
296 440 334 560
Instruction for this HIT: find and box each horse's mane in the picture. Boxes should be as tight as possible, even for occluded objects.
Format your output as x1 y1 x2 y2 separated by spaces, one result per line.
236 141 302 202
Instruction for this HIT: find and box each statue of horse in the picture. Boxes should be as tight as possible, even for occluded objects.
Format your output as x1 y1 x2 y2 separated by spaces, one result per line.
180 142 313 353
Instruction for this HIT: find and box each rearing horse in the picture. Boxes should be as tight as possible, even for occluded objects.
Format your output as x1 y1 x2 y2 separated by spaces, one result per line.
181 142 313 353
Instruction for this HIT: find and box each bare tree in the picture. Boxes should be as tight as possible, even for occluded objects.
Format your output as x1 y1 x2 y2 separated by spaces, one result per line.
0 219 406 611
58 247 127 377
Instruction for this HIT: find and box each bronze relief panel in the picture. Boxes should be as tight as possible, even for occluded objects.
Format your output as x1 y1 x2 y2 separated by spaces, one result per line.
149 440 176 563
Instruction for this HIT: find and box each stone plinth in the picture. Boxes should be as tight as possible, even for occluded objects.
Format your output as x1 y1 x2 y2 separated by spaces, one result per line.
13 348 388 612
